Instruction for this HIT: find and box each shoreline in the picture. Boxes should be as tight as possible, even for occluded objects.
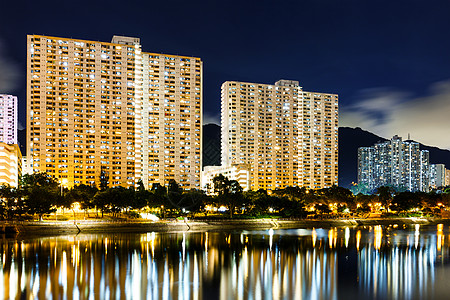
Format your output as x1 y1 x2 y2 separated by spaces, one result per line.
3 217 450 237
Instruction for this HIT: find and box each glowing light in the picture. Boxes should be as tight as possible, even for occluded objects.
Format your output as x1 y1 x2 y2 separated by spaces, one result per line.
218 206 228 212
312 228 317 247
269 228 274 250
345 227 350 248
140 213 160 221
374 225 382 250
356 230 361 251
415 224 420 249
437 224 444 251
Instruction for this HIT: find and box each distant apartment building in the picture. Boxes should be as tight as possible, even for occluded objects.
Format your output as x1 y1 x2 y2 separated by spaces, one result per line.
430 164 447 188
220 80 338 191
358 135 429 192
0 95 20 187
446 169 450 187
0 94 17 144
27 35 202 189
0 143 21 187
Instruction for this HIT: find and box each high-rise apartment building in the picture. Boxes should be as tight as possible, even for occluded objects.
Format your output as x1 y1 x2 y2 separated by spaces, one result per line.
358 135 429 192
0 94 17 144
430 164 446 188
27 35 202 189
446 169 450 187
0 143 21 187
220 80 338 191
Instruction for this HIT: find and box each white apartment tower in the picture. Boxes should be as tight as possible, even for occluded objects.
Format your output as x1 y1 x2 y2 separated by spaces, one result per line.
221 80 338 191
430 164 446 188
358 135 430 192
0 95 17 144
27 35 202 189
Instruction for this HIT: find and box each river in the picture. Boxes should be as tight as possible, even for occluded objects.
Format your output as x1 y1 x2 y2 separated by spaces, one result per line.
1 224 449 299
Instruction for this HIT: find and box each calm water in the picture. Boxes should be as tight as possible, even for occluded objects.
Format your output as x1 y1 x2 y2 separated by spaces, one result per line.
1 225 450 299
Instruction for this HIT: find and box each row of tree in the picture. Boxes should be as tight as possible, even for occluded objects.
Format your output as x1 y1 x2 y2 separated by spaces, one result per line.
0 173 449 221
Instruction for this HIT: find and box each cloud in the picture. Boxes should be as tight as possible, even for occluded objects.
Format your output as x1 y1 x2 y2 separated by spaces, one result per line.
0 40 20 93
340 81 450 150
203 112 220 125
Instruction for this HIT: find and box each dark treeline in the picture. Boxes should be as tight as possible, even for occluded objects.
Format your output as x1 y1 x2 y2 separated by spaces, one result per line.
0 173 449 221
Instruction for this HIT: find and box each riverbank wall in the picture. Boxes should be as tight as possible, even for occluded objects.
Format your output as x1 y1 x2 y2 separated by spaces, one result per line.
4 217 450 237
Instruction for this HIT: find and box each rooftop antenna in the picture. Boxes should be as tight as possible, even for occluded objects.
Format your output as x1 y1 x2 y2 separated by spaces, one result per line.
408 133 411 140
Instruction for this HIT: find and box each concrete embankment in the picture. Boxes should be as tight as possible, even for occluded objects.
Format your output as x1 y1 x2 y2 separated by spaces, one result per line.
5 217 450 237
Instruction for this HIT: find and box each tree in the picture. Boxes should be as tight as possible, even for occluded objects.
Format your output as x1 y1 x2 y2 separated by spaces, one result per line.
376 186 396 210
93 189 109 218
66 184 98 217
92 186 134 218
244 189 269 216
113 186 135 216
354 193 376 213
273 186 308 202
271 187 307 217
350 182 371 195
167 179 183 210
392 191 420 212
20 173 59 221
319 185 355 207
212 174 243 218
133 180 150 210
179 189 209 214
0 184 22 220
149 183 167 208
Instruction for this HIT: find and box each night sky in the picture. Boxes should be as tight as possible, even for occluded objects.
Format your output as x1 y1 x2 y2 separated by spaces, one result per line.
1 0 450 148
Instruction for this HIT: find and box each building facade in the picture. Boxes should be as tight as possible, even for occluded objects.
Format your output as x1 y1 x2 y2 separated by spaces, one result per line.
201 164 251 194
27 35 202 189
430 164 446 188
358 135 430 192
220 80 338 191
0 143 21 187
446 169 450 187
0 94 17 145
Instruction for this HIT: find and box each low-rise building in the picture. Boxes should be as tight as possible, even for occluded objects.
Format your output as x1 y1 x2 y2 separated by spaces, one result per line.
201 164 250 194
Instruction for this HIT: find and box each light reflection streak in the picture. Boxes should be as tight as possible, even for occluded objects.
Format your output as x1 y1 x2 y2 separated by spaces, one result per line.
374 225 382 250
0 227 448 299
415 224 420 249
356 230 361 251
345 227 350 248
312 228 317 247
437 224 444 252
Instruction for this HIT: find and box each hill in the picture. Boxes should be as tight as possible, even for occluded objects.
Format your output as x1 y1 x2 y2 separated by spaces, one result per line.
339 127 450 188
202 124 221 167
202 125 450 188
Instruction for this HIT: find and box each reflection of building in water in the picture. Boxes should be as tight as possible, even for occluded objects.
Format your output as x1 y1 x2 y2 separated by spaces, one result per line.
0 231 339 300
218 240 337 299
0 228 448 300
358 232 438 299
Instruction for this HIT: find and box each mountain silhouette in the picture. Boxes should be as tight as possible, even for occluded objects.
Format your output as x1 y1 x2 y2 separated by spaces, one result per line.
202 123 221 167
338 127 450 188
203 125 450 189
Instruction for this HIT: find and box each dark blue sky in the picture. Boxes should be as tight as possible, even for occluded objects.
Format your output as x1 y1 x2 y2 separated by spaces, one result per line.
1 0 450 146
